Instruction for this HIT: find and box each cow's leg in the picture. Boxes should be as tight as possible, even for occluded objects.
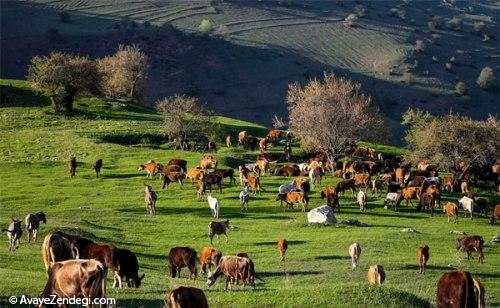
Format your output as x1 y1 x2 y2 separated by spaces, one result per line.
33 229 37 242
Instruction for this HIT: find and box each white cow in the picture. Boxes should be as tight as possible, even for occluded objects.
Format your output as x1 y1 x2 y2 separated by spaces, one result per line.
458 196 474 219
357 190 367 211
348 242 361 270
239 186 250 211
207 194 220 218
297 163 310 172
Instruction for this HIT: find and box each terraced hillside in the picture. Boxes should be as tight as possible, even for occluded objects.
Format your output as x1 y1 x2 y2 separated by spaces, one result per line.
1 0 499 141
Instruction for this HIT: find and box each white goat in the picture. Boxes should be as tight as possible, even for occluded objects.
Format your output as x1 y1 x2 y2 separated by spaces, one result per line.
239 186 250 211
357 190 367 211
208 194 220 218
348 242 362 270
458 196 474 219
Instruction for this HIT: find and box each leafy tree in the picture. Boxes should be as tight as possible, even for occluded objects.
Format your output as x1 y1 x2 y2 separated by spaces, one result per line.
476 66 495 89
198 19 214 33
28 52 99 112
455 81 466 95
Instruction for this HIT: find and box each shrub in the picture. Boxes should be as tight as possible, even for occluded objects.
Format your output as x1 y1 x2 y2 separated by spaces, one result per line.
198 19 214 34
476 66 495 89
482 34 490 42
432 16 442 27
432 56 438 62
427 21 436 32
447 16 462 30
445 62 453 71
397 9 406 20
455 81 466 95
214 25 229 36
344 14 358 27
58 11 71 23
403 72 413 85
415 40 425 52
449 56 456 64
354 4 367 17
473 21 485 33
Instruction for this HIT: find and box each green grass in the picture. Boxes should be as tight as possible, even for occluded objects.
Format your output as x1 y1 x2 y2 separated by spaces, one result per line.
0 79 498 307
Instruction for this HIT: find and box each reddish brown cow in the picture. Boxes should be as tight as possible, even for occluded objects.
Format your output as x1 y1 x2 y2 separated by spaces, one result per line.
443 202 459 223
242 173 261 195
274 165 300 177
277 239 288 261
162 172 185 189
397 187 420 207
83 243 121 288
168 247 197 279
267 130 282 141
417 245 429 274
276 191 308 211
456 236 484 263
165 286 208 308
436 271 476 308
139 161 158 178
321 186 340 213
491 204 500 224
354 173 371 189
167 159 187 173
336 179 356 195
199 247 222 274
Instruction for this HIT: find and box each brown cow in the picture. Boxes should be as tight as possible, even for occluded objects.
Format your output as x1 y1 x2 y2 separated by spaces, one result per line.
68 156 77 177
238 131 248 145
208 220 230 245
267 129 282 141
436 271 476 308
274 165 300 177
115 248 144 288
161 164 181 174
336 179 356 195
417 245 429 274
354 173 371 189
277 239 288 261
165 286 208 308
41 231 94 271
456 236 484 263
207 256 255 290
167 159 187 173
83 243 121 288
397 187 420 207
200 246 222 274
443 202 459 223
395 167 406 186
417 193 435 216
93 159 103 178
139 161 158 178
162 172 185 189
226 135 232 148
168 247 197 279
276 191 308 211
186 167 205 183
367 265 385 285
40 259 106 306
240 171 261 195
200 155 217 170
259 138 268 153
491 204 500 224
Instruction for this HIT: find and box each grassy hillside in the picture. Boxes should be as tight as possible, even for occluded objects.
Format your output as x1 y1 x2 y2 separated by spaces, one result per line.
0 79 498 307
1 0 498 142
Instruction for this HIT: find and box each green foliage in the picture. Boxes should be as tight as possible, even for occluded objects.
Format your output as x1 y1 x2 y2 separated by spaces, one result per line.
198 19 214 34
344 14 358 27
476 66 495 89
455 81 466 95
447 16 462 30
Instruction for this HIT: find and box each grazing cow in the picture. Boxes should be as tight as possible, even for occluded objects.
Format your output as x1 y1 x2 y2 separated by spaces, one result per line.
167 159 188 173
417 193 435 216
41 231 94 270
24 212 47 242
168 247 197 279
68 156 77 177
357 190 367 211
284 143 292 161
239 186 250 211
458 196 474 219
395 167 406 185
473 278 485 308
397 187 420 207
243 135 259 150
491 204 500 224
460 181 470 194
294 178 311 197
406 174 427 188
162 172 185 189
348 243 361 270
367 265 385 285
474 198 488 217
226 135 232 147
242 173 261 195
238 131 247 145
436 271 476 308
267 130 282 141
279 181 296 194
83 243 121 288
456 236 484 263
336 179 356 195
443 176 456 193
354 173 371 190
309 167 323 186
207 194 220 218
211 169 236 185
115 249 144 288
208 141 217 153
277 240 288 261
93 159 103 178
186 167 205 183
276 191 308 212
200 155 217 170
207 256 255 289
139 161 159 178
384 192 399 210
274 165 300 177
200 247 222 274
320 186 337 200
144 185 157 216
255 158 271 176
2 219 22 251
259 138 268 153
40 259 106 305
208 220 230 245
371 179 386 196
200 173 223 193
417 245 429 274
165 286 209 308
443 202 459 223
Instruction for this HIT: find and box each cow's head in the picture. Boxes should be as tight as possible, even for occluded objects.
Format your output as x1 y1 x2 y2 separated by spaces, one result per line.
128 274 145 288
456 238 462 250
37 212 47 224
207 271 217 287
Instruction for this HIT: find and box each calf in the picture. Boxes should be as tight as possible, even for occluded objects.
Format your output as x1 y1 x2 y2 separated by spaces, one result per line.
68 156 77 177
417 193 435 216
207 194 220 218
168 247 197 279
144 185 157 216
40 259 106 304
367 265 385 285
199 246 222 273
277 239 288 262
357 190 367 211
417 245 429 274
24 212 47 242
395 167 406 185
354 173 371 190
460 181 470 194
348 243 361 270
93 159 103 178
2 219 22 251
458 196 474 219
276 191 308 212
200 173 223 193
491 204 500 224
397 187 420 207
115 248 144 288
207 256 255 289
443 202 459 224
384 192 399 210
83 243 121 288
208 220 230 245
165 286 208 308
456 236 484 263
139 161 158 178
442 176 456 193
336 179 356 195
239 186 250 211
161 172 185 189
437 271 476 308
186 167 204 183
211 168 236 185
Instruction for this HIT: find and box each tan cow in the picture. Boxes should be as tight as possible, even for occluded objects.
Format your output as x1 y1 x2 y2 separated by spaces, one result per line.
417 245 429 274
200 155 217 170
207 256 255 290
443 202 459 223
226 135 232 147
354 173 371 190
186 168 205 183
367 265 385 285
277 239 288 261
238 131 248 145
199 246 222 274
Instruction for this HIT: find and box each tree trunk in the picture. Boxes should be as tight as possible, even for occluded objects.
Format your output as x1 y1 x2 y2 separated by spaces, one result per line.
129 75 140 101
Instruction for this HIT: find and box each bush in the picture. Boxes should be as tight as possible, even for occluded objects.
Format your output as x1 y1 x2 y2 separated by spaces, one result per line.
455 81 466 95
432 16 442 27
58 11 71 23
415 40 425 52
214 25 229 36
445 62 453 71
447 16 462 30
473 21 485 33
432 56 438 62
344 14 358 27
198 19 214 34
476 66 495 89
427 21 436 32
449 56 456 64
397 9 406 20
403 72 413 85
354 4 367 17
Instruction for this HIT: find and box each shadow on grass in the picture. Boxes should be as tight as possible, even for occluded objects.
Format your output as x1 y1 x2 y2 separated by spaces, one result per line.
81 220 121 231
255 240 306 246
259 270 322 277
104 173 143 179
135 252 165 261
474 272 500 279
399 264 454 271
315 255 351 260
0 83 50 107
95 133 165 146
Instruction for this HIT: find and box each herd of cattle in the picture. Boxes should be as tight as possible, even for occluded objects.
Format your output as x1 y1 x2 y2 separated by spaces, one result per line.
2 129 499 307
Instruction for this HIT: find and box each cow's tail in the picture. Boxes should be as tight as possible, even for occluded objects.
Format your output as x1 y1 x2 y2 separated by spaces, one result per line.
42 232 53 271
89 264 107 299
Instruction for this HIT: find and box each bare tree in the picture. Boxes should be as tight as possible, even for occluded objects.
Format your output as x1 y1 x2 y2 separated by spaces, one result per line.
98 45 148 103
28 52 99 112
156 95 219 151
286 73 385 164
403 108 499 177
272 114 286 129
